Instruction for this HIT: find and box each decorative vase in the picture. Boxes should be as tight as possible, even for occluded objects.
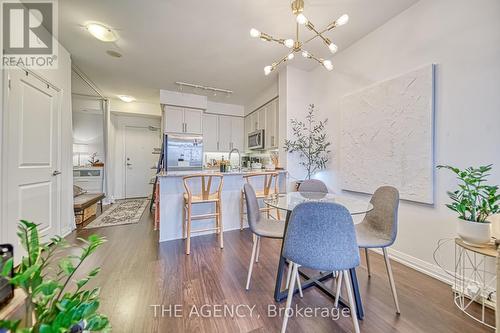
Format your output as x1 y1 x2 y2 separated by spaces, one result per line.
457 218 491 247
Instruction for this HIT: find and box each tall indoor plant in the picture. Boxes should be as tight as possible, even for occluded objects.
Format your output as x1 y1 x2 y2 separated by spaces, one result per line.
0 220 110 332
284 104 331 180
438 164 500 246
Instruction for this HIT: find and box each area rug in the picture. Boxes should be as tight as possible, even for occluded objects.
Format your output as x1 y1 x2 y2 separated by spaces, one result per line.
84 198 149 229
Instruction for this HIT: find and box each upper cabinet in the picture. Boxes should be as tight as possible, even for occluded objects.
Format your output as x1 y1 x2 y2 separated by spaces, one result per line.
244 98 279 150
203 114 244 152
164 105 203 134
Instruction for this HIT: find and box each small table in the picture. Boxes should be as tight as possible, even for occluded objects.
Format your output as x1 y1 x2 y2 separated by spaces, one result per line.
454 238 497 329
264 192 373 319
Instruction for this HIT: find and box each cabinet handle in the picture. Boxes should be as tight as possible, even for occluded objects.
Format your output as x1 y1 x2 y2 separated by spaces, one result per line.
271 136 274 146
217 142 219 150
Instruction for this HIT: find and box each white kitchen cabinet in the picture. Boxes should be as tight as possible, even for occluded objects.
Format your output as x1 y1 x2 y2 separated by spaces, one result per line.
203 114 219 151
184 109 203 134
163 106 203 134
164 105 184 133
257 107 266 130
265 99 278 149
218 116 232 152
231 117 244 151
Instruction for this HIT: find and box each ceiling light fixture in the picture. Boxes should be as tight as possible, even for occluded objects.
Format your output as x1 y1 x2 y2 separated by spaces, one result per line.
118 95 135 103
85 23 118 42
250 0 348 75
175 82 233 96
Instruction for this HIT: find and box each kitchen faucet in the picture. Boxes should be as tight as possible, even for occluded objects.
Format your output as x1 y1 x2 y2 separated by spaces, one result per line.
228 148 241 171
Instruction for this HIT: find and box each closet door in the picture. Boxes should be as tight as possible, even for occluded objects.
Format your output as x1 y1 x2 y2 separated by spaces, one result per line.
5 69 61 260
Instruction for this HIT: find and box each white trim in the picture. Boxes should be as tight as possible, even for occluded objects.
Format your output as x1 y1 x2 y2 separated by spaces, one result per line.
371 247 454 286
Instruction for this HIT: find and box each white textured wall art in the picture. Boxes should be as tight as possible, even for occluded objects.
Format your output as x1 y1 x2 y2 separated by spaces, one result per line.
340 65 435 204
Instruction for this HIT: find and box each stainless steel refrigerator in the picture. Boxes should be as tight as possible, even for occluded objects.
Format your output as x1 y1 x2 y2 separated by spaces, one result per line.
164 134 203 171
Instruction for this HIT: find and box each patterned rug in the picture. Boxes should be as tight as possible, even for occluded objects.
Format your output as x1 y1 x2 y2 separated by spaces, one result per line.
84 198 149 229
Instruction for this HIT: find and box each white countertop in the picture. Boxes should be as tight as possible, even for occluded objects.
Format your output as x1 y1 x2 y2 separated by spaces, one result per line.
158 169 286 177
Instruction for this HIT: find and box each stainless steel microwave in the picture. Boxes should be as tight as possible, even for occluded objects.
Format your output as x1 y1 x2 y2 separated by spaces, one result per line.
248 130 265 150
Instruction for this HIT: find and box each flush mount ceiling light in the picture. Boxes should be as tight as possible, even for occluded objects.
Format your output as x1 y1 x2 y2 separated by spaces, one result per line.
118 95 135 103
250 0 349 75
85 23 118 42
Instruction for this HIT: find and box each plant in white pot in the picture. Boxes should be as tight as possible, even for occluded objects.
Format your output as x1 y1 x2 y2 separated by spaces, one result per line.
438 164 500 247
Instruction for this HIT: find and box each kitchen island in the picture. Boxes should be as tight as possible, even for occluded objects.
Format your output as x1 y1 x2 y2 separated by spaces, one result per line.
157 169 287 242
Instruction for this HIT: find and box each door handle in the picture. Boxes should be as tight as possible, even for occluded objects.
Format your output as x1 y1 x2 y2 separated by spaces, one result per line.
52 170 61 176
184 123 187 132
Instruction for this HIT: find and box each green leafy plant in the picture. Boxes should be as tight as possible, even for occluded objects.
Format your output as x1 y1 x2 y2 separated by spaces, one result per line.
437 164 500 222
284 104 331 179
0 220 110 332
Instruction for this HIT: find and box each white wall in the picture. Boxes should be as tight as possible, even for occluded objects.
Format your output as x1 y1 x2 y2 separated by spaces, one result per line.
290 0 500 281
111 99 161 117
206 101 244 117
245 80 278 115
111 114 161 199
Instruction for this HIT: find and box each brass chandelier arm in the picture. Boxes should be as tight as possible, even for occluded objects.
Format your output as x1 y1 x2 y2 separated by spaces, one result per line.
303 24 337 46
301 49 323 65
259 31 293 49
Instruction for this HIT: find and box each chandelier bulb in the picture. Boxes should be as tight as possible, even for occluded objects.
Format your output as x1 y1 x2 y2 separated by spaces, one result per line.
323 59 333 71
296 13 308 25
284 39 294 48
264 65 273 76
336 14 349 26
287 53 295 60
328 43 338 54
301 50 309 58
250 28 260 38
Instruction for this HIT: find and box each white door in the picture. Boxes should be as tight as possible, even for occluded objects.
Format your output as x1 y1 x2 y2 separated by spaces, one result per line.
124 126 159 198
231 117 245 151
5 70 61 256
218 116 232 151
184 109 203 134
164 105 184 133
203 114 219 151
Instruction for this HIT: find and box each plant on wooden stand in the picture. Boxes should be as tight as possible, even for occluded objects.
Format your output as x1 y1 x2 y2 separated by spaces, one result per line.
0 220 110 332
284 104 331 180
437 164 500 246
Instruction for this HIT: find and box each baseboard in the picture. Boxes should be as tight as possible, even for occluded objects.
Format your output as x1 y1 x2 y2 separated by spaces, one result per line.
371 247 454 286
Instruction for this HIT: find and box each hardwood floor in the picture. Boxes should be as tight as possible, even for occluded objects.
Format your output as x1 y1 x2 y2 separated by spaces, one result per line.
67 209 494 333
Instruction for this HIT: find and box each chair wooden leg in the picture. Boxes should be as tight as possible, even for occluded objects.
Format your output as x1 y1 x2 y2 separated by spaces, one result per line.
365 248 371 278
281 262 298 333
343 270 360 333
255 236 261 262
186 203 192 255
218 201 223 249
240 192 245 230
383 247 400 314
334 270 343 308
245 235 259 290
182 203 186 239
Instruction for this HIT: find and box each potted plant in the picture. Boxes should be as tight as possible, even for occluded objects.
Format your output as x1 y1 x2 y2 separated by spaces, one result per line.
284 104 331 181
0 220 110 332
437 164 500 247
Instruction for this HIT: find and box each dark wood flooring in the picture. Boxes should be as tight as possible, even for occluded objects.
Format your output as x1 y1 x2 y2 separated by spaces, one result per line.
66 208 494 333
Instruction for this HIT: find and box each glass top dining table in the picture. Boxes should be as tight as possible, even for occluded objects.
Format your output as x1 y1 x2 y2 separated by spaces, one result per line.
263 191 373 320
263 191 374 218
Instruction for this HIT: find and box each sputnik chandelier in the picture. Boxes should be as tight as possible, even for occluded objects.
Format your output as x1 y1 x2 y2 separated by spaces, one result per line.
250 0 349 75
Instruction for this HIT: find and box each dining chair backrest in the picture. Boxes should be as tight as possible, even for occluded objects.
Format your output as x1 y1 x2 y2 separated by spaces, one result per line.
183 174 224 201
298 179 328 193
283 202 360 272
364 186 400 244
243 172 279 196
243 184 261 232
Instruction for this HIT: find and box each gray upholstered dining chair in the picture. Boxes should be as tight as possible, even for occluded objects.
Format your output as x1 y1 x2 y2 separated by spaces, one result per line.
298 179 328 193
243 184 302 296
356 186 400 314
281 201 360 333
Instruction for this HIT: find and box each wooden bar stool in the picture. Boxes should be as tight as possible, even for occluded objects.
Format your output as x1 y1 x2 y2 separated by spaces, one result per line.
182 174 224 255
240 172 281 230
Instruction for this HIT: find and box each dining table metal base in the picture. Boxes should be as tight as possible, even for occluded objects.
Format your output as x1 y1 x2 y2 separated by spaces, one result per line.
273 255 365 320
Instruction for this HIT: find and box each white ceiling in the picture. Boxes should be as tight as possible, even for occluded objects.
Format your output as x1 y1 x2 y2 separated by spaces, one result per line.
59 0 418 105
